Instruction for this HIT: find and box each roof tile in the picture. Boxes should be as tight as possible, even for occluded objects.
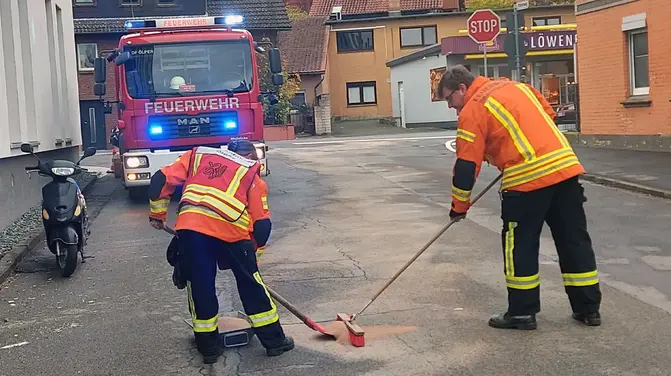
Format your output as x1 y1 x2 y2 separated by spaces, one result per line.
278 16 329 73
309 0 454 16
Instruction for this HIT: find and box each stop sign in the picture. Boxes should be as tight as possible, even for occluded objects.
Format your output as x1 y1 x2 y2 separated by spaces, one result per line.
467 9 501 44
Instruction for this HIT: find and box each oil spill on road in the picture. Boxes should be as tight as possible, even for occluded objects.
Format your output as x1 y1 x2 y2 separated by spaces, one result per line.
320 321 417 345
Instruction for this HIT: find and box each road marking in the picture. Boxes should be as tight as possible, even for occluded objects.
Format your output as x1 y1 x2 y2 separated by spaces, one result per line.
293 135 456 145
1 341 29 350
445 138 457 153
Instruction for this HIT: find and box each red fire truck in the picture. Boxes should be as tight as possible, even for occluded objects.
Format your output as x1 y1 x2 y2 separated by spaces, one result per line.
93 15 284 199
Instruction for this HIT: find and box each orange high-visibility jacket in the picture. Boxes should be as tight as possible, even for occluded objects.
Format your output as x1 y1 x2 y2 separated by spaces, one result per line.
149 146 268 243
451 76 585 213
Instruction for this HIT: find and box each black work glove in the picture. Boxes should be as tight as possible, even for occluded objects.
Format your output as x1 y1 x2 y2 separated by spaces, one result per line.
449 209 467 222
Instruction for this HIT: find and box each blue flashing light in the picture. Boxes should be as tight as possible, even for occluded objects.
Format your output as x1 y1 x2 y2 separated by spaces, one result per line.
124 20 147 30
224 121 238 130
149 125 163 135
214 15 244 26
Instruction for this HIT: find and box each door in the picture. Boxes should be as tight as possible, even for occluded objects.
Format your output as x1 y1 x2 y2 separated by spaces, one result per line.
79 100 107 150
397 82 406 128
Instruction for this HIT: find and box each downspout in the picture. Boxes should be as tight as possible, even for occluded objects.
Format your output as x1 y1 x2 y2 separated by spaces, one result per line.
314 73 325 106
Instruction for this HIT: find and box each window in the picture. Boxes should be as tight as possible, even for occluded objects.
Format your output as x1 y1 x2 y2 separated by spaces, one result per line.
347 82 376 105
400 26 437 48
120 0 141 5
157 0 175 5
336 30 374 53
77 43 97 71
628 30 649 95
290 91 306 109
74 0 95 5
532 16 561 26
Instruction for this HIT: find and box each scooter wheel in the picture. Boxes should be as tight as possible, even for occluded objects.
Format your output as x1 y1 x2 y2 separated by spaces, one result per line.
56 242 79 277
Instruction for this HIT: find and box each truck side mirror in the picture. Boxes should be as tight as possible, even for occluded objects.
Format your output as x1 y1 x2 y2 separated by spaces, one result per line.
268 48 282 74
271 73 284 86
94 83 106 97
114 52 131 66
94 57 106 83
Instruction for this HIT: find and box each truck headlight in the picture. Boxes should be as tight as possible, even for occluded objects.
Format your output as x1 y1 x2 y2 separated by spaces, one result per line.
51 167 75 176
125 156 149 168
255 147 265 160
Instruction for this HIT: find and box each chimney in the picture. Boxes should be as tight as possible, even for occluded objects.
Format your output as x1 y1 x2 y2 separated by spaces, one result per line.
389 0 401 12
442 0 461 11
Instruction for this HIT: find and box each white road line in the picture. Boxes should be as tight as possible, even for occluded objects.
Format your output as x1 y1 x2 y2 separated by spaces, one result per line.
445 139 457 153
1 341 29 350
293 135 456 145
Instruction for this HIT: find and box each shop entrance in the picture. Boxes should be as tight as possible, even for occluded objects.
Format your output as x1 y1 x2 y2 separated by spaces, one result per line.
532 60 575 106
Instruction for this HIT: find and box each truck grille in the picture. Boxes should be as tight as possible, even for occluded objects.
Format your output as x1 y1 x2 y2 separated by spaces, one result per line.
147 112 239 140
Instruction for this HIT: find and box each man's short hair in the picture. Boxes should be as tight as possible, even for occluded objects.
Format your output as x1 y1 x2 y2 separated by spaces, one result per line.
436 65 476 99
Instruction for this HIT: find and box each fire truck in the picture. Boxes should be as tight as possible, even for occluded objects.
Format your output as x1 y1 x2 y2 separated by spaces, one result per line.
93 15 284 199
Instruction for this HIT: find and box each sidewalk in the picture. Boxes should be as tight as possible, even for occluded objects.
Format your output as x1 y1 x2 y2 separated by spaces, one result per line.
574 146 671 198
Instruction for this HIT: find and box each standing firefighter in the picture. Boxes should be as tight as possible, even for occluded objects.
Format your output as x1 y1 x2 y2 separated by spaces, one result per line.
148 140 293 363
438 65 601 330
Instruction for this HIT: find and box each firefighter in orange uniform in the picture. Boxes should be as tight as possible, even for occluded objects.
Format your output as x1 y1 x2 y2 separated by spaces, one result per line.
437 65 601 330
148 140 293 363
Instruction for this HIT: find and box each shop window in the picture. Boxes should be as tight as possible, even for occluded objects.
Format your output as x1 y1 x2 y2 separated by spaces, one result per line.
533 16 561 26
337 30 374 53
400 26 437 48
77 43 97 72
347 81 377 106
628 30 649 96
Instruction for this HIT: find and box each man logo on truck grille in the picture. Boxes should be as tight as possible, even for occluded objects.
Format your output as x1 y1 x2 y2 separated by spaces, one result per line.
203 162 227 179
188 125 201 134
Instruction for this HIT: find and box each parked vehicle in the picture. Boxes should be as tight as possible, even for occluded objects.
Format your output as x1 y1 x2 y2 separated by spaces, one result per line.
21 143 97 277
554 103 576 125
92 15 284 200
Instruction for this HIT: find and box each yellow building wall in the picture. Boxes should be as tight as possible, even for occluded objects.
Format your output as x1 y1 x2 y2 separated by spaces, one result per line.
327 7 576 119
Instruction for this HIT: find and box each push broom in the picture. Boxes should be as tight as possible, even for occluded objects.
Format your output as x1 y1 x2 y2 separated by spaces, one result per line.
338 173 503 347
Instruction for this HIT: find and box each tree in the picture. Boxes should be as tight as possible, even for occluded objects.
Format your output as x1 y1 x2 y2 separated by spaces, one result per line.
256 38 301 125
466 0 515 9
286 5 308 22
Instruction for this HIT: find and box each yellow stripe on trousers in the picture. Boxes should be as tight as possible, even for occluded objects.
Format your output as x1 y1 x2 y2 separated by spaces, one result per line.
186 282 219 333
504 222 517 277
562 270 599 287
249 272 280 327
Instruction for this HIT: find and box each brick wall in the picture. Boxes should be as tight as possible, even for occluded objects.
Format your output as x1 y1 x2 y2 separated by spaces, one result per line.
314 94 332 135
576 0 671 136
76 34 122 148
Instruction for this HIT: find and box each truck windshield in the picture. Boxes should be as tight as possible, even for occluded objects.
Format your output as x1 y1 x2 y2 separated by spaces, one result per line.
124 40 253 99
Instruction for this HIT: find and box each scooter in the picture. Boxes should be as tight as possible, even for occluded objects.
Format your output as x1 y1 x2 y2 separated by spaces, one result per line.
21 143 97 277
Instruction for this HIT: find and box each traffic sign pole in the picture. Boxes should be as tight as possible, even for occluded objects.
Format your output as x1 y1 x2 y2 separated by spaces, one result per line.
466 9 501 80
514 7 521 80
483 43 488 77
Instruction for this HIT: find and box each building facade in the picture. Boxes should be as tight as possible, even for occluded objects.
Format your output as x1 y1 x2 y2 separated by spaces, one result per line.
0 0 81 229
307 0 575 121
73 0 291 149
576 0 670 145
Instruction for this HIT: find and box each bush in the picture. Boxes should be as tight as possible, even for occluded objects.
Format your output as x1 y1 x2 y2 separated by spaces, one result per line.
257 41 301 125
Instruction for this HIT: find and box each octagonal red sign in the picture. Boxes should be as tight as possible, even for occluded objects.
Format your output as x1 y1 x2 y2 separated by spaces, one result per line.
467 9 501 44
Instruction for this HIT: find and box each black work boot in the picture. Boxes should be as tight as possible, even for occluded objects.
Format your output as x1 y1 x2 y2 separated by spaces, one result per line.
195 332 224 364
488 312 537 330
572 312 601 326
266 336 295 357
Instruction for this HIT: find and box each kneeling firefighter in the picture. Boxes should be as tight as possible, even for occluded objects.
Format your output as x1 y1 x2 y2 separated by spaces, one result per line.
148 140 293 363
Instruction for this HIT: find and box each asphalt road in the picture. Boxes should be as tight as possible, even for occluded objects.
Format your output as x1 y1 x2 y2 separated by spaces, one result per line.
1 131 671 375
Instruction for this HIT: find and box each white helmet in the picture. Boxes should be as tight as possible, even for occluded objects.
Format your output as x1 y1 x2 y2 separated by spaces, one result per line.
170 76 186 90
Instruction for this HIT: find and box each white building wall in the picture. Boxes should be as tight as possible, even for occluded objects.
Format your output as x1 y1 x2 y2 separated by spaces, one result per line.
0 0 81 159
390 54 458 127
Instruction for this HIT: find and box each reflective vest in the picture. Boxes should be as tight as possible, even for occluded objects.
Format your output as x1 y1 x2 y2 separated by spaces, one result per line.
451 77 585 213
178 146 260 232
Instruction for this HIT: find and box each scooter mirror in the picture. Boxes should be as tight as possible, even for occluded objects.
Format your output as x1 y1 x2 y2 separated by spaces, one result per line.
20 143 33 153
83 147 97 159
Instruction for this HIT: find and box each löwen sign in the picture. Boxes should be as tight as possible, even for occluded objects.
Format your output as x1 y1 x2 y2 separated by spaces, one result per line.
441 30 577 55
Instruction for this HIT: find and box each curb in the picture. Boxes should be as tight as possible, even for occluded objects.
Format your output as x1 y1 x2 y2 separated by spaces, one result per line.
0 175 100 285
581 173 671 200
